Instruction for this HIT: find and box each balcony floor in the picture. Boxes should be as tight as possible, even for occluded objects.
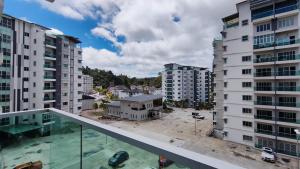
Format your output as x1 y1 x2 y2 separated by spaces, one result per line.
1 127 186 169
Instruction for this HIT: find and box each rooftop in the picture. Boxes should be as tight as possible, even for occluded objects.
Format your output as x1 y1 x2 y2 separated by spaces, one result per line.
120 94 163 103
106 101 121 107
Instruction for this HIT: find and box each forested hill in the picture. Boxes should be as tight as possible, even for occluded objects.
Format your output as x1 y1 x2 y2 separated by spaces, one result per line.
82 66 162 89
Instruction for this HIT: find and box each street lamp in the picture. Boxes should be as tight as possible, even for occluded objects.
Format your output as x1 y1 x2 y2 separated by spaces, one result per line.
295 129 300 169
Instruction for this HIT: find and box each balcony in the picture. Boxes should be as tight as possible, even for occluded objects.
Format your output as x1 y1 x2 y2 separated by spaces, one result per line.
278 132 297 140
44 75 56 80
0 109 242 169
45 41 56 47
254 71 300 77
44 86 56 90
255 129 274 136
223 22 239 29
253 39 300 50
44 54 56 59
255 86 300 92
255 115 300 124
278 102 300 108
44 64 56 69
252 3 299 20
43 96 56 101
254 101 274 106
253 55 300 63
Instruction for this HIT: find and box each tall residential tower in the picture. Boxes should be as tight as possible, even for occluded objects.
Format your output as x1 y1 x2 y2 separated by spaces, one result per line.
0 14 83 115
162 63 212 108
216 0 300 156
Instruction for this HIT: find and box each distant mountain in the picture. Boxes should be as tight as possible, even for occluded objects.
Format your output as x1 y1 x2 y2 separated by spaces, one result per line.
82 66 161 89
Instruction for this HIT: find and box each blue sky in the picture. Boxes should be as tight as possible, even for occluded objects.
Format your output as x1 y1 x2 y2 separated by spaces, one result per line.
5 0 117 52
4 0 237 77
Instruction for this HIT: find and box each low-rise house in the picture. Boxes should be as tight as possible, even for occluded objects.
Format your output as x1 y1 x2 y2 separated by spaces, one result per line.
81 95 96 111
106 95 163 121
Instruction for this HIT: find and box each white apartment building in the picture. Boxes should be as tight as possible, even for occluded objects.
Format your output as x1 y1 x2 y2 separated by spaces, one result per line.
162 63 212 107
83 75 93 94
217 0 300 156
0 14 83 116
212 39 224 131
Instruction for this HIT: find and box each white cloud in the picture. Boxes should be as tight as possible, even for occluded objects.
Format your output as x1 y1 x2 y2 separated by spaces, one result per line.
47 28 64 35
34 0 242 77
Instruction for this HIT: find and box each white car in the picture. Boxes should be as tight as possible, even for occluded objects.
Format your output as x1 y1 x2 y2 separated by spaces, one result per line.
261 147 276 163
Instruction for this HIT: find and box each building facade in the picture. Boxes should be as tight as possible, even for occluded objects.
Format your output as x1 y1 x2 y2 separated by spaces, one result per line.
0 14 83 115
217 0 300 156
106 95 163 121
83 75 93 94
162 63 212 107
212 39 224 131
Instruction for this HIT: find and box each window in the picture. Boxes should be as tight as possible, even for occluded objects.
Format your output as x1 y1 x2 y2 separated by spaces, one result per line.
224 118 228 124
23 88 28 92
1 60 10 67
242 108 252 114
223 58 227 64
34 39 37 44
33 93 36 98
224 94 228 100
224 70 227 75
256 23 271 32
243 95 252 101
34 50 36 55
64 93 68 96
243 135 253 141
242 56 251 62
2 48 11 56
64 55 68 58
23 98 28 102
24 67 29 71
242 35 248 41
242 82 252 88
224 82 227 88
24 55 29 60
0 95 9 102
0 117 9 126
224 106 227 112
63 102 68 105
223 46 227 52
33 82 36 87
242 19 248 26
64 44 69 48
63 64 68 68
243 121 252 127
278 17 294 29
33 61 36 66
242 69 251 75
2 106 9 113
1 34 11 43
24 32 30 37
24 45 29 49
254 34 274 46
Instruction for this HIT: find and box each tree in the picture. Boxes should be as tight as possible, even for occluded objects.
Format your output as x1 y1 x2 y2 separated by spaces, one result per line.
93 103 98 109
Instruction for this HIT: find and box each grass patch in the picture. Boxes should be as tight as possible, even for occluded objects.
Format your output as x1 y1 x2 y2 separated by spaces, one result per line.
91 111 105 116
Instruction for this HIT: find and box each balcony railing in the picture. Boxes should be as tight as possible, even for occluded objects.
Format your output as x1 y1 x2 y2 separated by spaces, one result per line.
278 132 296 139
43 96 56 101
44 54 56 58
252 3 299 20
255 129 274 136
44 64 56 69
223 22 239 29
44 76 56 79
254 71 300 77
254 54 300 63
45 41 56 46
254 101 274 106
255 115 300 124
0 109 243 169
253 39 300 49
44 86 56 90
278 102 300 108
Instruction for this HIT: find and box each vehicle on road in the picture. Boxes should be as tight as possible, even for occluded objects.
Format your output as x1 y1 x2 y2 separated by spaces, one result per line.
108 151 129 167
192 112 199 116
261 147 276 163
193 115 205 120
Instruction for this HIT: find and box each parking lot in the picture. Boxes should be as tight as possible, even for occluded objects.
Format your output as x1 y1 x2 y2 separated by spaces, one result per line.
81 107 298 169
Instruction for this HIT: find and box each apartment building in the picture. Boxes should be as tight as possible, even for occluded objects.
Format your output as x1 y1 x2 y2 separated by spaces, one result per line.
217 0 300 156
0 14 83 115
212 39 224 131
83 74 93 94
162 63 212 107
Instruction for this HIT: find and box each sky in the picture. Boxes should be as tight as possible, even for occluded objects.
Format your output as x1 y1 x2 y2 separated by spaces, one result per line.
5 0 242 77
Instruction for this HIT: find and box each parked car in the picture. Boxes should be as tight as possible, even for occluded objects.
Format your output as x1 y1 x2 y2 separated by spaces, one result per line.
108 151 129 167
192 112 199 116
14 161 43 169
261 147 276 163
193 115 205 120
